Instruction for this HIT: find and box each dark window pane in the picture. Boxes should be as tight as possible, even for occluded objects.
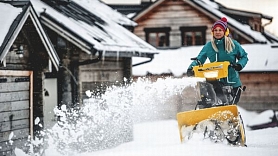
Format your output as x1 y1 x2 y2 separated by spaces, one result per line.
149 33 157 47
158 34 166 47
148 32 167 47
144 27 171 47
185 32 193 46
184 31 204 46
195 31 202 45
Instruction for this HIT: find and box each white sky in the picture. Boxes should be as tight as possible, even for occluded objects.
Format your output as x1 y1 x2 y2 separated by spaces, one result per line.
102 0 278 37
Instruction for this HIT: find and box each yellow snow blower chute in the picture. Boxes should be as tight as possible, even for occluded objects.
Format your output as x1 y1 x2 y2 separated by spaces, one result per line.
177 60 246 146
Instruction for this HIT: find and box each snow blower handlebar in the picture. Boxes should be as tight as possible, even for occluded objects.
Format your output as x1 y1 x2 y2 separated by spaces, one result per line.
192 61 230 80
191 57 202 67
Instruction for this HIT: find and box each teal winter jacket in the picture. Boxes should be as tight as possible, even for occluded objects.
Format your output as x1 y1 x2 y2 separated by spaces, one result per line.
188 38 248 88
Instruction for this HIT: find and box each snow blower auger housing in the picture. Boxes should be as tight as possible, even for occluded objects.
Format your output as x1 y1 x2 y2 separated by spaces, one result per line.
177 60 246 146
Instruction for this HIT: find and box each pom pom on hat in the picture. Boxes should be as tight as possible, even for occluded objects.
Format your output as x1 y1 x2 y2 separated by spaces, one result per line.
221 17 227 23
212 17 228 32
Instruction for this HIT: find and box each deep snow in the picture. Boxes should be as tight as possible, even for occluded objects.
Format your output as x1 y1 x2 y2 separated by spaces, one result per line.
82 120 278 156
74 106 278 156
14 77 278 156
16 120 278 156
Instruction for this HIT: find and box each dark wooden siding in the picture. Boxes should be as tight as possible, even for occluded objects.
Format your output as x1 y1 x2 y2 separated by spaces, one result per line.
239 72 278 111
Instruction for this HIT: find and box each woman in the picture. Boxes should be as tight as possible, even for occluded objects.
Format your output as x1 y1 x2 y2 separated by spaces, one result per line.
187 17 248 104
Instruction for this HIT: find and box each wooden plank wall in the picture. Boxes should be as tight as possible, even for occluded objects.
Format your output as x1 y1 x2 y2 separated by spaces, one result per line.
134 0 214 47
238 72 278 111
0 71 32 155
79 57 124 100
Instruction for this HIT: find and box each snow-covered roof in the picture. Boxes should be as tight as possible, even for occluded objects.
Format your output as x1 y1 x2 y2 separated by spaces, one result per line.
0 3 21 46
191 0 268 43
73 0 137 27
0 2 60 70
133 44 278 77
31 0 157 58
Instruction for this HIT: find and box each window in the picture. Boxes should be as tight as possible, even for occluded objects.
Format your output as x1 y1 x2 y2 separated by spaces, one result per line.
180 26 207 46
144 27 171 47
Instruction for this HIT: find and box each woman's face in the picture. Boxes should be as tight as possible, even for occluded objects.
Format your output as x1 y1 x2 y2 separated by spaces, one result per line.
213 27 225 39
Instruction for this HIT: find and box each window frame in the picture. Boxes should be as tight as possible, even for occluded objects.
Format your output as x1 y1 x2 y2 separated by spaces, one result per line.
180 26 207 46
144 27 171 47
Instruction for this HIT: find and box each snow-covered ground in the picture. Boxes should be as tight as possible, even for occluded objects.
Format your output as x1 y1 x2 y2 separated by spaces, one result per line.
85 120 278 156
75 106 278 156
15 77 278 156
16 119 278 156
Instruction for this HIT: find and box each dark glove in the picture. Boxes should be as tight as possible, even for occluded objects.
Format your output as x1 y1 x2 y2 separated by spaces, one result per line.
187 69 194 77
233 64 242 71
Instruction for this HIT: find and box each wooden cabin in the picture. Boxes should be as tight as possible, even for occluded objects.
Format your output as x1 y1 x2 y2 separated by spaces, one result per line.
0 1 59 155
0 0 158 154
31 0 157 106
109 0 278 48
31 0 157 151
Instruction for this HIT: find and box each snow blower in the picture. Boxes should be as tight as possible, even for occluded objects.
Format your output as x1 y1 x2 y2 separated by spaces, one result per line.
177 59 246 146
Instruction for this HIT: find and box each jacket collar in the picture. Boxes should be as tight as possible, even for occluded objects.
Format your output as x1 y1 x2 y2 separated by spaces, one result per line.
214 37 225 45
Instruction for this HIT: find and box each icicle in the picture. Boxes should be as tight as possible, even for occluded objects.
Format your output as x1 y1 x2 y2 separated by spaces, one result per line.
102 50 106 65
116 50 119 66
